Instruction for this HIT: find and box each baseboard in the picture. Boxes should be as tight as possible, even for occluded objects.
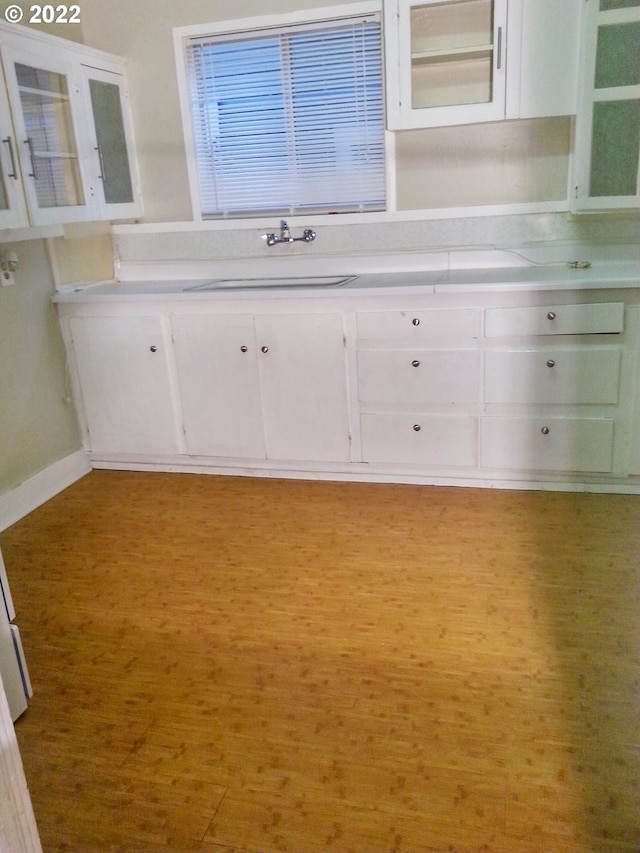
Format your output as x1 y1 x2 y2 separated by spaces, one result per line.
0 449 91 532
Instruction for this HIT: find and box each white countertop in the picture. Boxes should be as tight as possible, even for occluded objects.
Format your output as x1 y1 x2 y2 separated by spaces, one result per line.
53 261 640 303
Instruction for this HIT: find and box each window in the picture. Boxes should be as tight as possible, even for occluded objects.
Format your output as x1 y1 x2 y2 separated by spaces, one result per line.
181 12 385 218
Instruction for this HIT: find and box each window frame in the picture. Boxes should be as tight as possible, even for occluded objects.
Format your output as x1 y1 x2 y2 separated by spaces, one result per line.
173 1 393 222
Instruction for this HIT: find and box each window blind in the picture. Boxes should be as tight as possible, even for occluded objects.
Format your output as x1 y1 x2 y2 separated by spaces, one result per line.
185 16 385 218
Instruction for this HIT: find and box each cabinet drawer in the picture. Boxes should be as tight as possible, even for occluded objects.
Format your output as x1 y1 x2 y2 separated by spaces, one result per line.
361 414 477 466
484 302 624 337
480 417 614 473
358 350 479 404
484 348 621 405
357 309 479 346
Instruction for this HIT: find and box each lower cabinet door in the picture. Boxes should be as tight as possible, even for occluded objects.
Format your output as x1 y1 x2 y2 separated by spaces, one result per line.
69 315 181 455
360 414 477 467
480 416 615 473
256 313 351 463
172 314 266 459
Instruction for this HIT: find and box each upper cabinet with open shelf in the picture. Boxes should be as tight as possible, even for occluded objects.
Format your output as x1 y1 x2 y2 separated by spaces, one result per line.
0 23 142 229
384 0 582 130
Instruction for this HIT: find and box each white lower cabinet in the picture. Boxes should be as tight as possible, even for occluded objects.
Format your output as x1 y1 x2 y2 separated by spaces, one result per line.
481 416 615 473
172 312 351 463
355 308 480 467
481 299 633 477
68 315 181 455
361 414 477 467
484 347 621 405
358 350 479 405
172 314 265 458
58 288 639 491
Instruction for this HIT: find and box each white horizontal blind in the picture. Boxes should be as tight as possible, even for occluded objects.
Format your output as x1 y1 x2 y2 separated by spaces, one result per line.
185 16 385 218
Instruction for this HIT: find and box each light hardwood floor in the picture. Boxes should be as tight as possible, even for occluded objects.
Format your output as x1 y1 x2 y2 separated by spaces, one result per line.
1 471 639 853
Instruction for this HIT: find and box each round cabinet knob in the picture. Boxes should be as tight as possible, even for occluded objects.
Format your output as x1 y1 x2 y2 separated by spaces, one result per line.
547 311 556 321
546 359 555 368
261 346 269 354
411 318 420 326
411 359 420 368
541 426 550 435
149 345 157 353
240 345 248 353
413 424 421 432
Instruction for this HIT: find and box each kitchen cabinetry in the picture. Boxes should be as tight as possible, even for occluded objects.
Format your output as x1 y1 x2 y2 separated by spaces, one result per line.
384 0 581 129
384 0 508 129
68 315 181 456
0 22 141 227
356 308 480 467
481 300 631 475
172 312 351 463
0 77 28 229
56 280 640 492
572 0 640 211
79 63 142 221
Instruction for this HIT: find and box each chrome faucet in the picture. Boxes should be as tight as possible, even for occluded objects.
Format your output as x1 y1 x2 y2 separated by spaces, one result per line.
262 220 316 247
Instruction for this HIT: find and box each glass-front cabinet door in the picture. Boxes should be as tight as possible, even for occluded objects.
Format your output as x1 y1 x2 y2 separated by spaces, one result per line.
81 65 142 220
0 71 28 229
1 45 92 225
385 0 508 129
573 0 640 210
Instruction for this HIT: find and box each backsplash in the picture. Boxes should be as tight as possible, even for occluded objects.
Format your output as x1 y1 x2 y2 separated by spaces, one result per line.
112 210 640 281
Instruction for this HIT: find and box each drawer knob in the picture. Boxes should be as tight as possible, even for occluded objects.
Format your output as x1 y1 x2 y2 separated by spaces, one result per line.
547 311 556 320
541 426 550 435
411 359 420 368
413 424 421 432
261 346 269 354
411 318 420 326
149 345 157 353
240 345 248 353
546 359 555 368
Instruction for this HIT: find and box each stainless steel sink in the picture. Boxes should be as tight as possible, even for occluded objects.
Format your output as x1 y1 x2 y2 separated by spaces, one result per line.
184 275 357 291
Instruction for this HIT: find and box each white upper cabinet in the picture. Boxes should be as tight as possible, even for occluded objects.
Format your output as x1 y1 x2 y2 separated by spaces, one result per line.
384 0 581 129
0 23 142 227
1 42 92 226
385 0 509 129
572 0 640 211
80 64 142 221
0 70 28 229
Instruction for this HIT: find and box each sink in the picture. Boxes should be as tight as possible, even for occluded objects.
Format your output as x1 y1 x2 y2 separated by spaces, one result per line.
184 275 357 291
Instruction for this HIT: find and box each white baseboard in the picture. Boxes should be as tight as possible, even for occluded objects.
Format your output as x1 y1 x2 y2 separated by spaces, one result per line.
0 449 91 532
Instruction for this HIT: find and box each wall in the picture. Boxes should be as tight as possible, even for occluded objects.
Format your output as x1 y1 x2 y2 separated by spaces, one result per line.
79 0 573 223
396 118 571 210
0 239 83 494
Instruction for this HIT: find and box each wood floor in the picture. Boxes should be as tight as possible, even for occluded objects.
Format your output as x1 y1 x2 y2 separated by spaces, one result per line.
1 471 639 853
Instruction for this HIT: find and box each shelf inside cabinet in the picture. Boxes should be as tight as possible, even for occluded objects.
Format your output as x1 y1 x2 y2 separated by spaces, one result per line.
412 43 493 64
